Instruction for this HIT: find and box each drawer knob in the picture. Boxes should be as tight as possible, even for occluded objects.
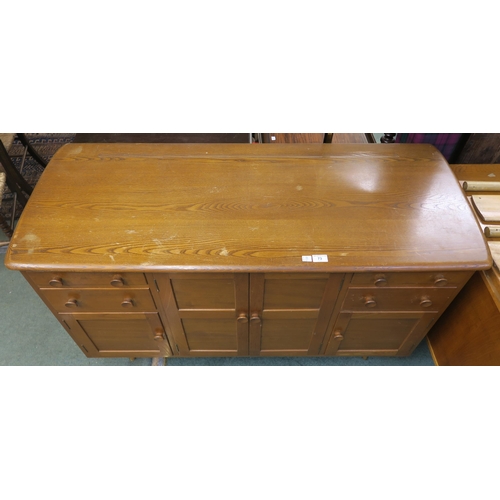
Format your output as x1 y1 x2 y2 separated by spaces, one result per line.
49 277 63 287
237 313 248 323
154 330 165 341
111 275 125 287
434 275 448 287
65 298 78 308
374 275 387 287
121 298 134 308
333 330 344 341
420 297 433 308
364 296 377 308
250 313 261 323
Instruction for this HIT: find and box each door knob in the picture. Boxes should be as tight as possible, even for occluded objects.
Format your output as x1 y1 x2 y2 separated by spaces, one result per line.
237 313 248 323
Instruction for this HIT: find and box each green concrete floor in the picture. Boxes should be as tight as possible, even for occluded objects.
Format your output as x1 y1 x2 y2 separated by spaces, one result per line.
0 252 434 366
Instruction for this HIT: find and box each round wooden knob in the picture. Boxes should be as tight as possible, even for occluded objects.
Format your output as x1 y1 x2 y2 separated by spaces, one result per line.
364 296 377 308
49 277 63 287
65 298 78 308
121 298 134 308
154 333 164 341
237 314 248 323
333 330 344 341
111 275 125 287
250 314 261 323
434 275 448 287
374 275 387 287
420 297 433 308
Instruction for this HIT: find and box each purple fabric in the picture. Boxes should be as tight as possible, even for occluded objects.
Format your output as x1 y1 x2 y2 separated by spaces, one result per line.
395 133 463 161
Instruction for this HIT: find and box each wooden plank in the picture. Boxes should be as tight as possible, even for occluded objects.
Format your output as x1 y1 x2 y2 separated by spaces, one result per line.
471 195 500 222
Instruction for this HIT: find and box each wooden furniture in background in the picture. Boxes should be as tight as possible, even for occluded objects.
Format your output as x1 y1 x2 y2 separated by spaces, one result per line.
5 144 490 359
427 163 500 365
261 133 374 144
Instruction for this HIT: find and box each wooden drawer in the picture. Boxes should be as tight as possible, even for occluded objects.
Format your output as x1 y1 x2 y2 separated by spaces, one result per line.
350 271 472 288
341 287 457 312
41 288 157 313
27 272 148 289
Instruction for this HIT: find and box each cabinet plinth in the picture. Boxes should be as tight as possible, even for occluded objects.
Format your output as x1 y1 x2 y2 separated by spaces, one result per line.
5 144 491 358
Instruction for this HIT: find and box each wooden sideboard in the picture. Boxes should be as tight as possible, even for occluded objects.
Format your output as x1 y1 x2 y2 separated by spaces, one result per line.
5 143 491 359
427 163 500 365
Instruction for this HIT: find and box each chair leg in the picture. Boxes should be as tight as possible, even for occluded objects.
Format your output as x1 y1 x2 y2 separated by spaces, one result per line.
0 212 13 239
16 133 48 168
0 140 32 199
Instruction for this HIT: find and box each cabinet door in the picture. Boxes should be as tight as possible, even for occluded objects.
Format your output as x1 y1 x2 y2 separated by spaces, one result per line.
249 273 343 356
60 313 171 358
324 312 437 357
153 273 249 356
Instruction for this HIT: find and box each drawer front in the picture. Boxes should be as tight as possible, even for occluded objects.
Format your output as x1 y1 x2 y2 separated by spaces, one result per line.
350 271 472 288
27 272 148 289
41 288 157 313
342 287 457 312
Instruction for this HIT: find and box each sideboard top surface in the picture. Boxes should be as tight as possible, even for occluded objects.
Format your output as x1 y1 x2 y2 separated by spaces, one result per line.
5 143 492 272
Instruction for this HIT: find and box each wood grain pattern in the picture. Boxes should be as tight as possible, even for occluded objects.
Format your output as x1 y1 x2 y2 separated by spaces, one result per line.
5 143 491 274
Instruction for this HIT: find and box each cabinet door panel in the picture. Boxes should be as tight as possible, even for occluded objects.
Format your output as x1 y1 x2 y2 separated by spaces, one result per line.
61 312 170 357
171 278 236 310
263 279 329 309
260 319 318 351
250 273 342 356
154 273 249 356
326 312 436 357
181 319 238 351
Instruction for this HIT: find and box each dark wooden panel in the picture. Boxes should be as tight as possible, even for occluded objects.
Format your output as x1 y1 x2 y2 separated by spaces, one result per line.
73 133 250 143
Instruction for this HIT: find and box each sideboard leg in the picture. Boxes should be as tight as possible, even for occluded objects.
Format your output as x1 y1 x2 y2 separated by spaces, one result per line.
362 356 368 360
152 357 166 366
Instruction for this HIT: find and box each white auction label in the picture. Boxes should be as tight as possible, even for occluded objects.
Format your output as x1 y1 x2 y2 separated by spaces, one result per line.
312 254 328 262
302 256 313 262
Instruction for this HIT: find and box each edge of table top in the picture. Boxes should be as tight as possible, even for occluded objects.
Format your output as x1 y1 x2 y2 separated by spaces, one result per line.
5 145 492 273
